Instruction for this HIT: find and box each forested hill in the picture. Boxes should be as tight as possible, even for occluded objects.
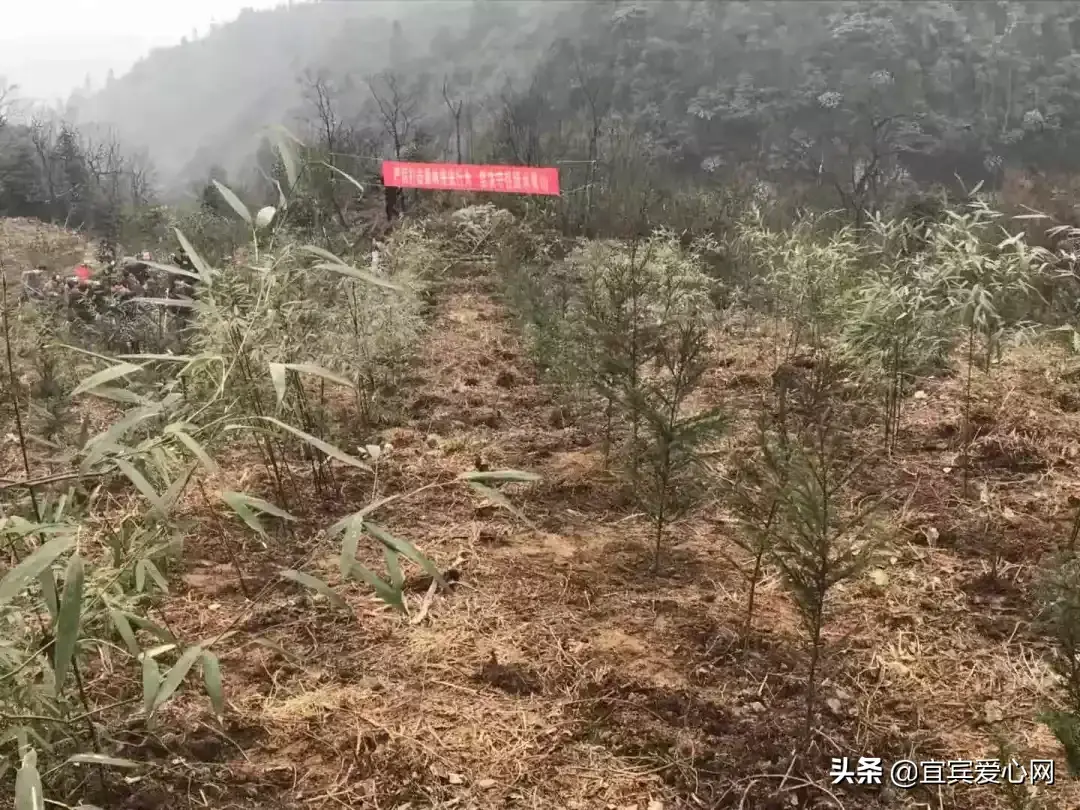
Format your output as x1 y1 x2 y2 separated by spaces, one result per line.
68 1 1080 208
67 0 571 191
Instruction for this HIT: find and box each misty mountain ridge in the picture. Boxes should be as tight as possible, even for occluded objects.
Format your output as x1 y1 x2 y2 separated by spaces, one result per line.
37 1 1080 216
67 0 560 193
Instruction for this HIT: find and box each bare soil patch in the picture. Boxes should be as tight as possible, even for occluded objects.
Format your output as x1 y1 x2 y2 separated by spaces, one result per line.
0 217 89 278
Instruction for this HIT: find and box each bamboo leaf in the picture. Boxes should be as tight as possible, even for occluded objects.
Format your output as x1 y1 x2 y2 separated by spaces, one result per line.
38 569 58 620
117 353 198 363
0 535 74 603
123 612 175 642
312 261 403 292
347 562 404 612
219 494 265 536
280 569 350 611
268 362 288 409
109 608 141 657
141 643 178 660
268 125 301 189
15 749 44 810
131 297 197 309
168 427 219 474
141 656 160 715
221 491 297 524
85 386 152 405
282 363 357 392
52 554 85 694
457 469 541 483
319 161 365 196
173 229 214 283
201 651 225 720
212 180 252 225
141 260 201 281
160 463 195 514
363 522 445 590
84 404 162 455
141 559 169 594
72 362 143 397
467 480 527 522
255 205 277 230
256 416 372 471
340 520 360 578
150 645 204 717
66 753 139 769
297 244 343 264
113 459 165 515
383 546 404 590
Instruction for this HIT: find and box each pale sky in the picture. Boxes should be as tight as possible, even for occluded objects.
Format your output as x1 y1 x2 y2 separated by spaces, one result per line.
0 0 292 103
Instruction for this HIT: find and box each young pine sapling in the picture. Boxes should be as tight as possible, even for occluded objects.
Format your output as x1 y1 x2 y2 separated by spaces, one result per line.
626 304 727 573
764 355 884 744
726 405 791 645
1036 553 1080 778
575 236 661 468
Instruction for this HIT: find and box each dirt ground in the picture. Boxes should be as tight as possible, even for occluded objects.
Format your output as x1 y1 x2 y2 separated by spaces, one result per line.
0 217 88 279
5 251 1080 809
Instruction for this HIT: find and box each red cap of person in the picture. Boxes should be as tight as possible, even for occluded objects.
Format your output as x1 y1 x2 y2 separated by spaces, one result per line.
73 265 92 281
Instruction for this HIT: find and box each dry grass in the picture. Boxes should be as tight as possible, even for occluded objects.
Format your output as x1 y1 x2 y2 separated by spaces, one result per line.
6 250 1080 809
0 217 90 278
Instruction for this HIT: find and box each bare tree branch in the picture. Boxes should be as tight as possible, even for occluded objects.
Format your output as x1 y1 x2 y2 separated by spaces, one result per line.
367 71 419 160
442 76 464 163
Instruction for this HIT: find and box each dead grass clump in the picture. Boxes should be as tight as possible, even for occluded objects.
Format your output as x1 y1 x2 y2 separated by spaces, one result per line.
0 217 87 277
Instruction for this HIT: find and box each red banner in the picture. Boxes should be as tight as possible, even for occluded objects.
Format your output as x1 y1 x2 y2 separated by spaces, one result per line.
382 160 560 196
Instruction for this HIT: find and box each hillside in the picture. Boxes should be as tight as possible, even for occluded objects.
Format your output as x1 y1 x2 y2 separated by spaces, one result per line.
68 0 570 191
65 0 1080 213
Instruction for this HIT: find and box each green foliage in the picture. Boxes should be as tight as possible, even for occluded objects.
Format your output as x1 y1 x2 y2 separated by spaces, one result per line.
932 200 1042 494
0 117 153 233
736 210 863 362
0 143 538 807
841 213 958 453
1036 553 1080 777
61 0 1080 234
502 226 728 568
933 200 1043 369
752 355 884 741
625 309 727 571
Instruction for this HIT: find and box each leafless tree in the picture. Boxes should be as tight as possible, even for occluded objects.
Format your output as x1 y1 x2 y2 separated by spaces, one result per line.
0 79 17 130
572 47 614 232
367 70 419 160
497 78 545 166
301 70 349 227
29 114 58 208
303 70 346 156
82 129 129 237
442 76 464 163
128 148 155 207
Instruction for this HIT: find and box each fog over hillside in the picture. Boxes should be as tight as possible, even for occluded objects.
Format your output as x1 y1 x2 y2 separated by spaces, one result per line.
66 0 547 192
8 1 1080 226
52 1 1080 201
1 0 288 104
